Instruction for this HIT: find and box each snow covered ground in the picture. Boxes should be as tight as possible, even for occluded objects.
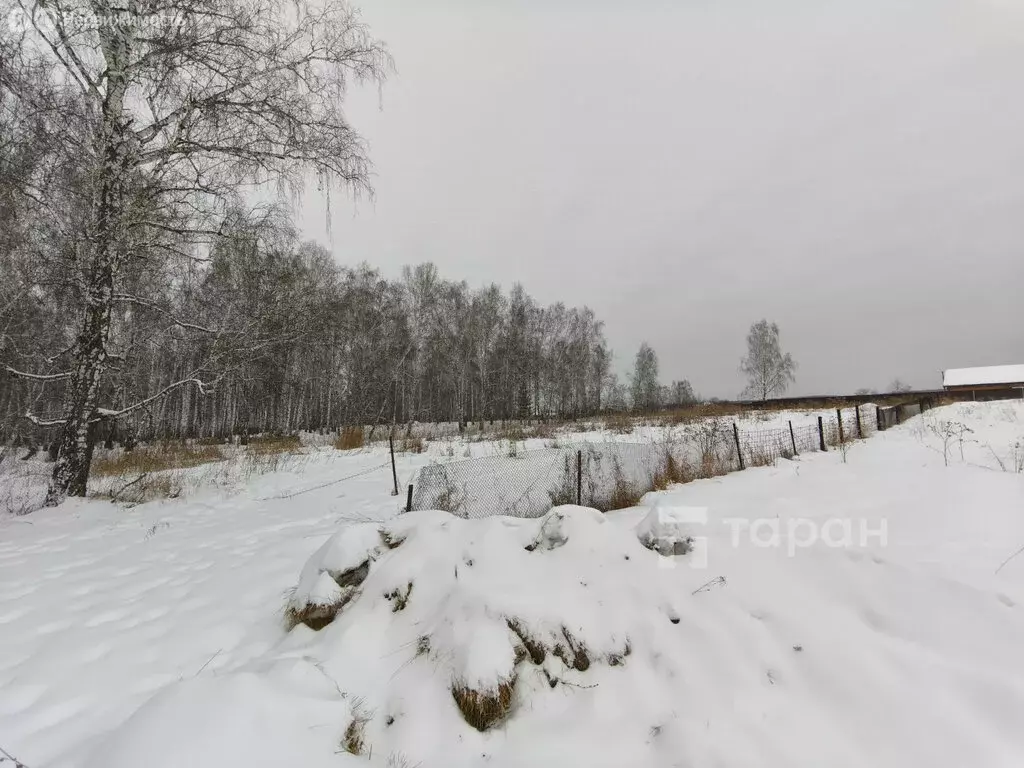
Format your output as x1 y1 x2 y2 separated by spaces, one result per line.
1 402 1023 767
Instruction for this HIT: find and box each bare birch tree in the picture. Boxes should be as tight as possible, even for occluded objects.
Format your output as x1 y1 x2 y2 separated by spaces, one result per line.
740 319 796 401
3 0 390 504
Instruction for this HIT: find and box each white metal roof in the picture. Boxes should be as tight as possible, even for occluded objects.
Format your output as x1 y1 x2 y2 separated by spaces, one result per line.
942 365 1024 388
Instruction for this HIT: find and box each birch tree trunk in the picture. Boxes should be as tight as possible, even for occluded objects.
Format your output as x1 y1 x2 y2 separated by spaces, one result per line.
45 24 134 506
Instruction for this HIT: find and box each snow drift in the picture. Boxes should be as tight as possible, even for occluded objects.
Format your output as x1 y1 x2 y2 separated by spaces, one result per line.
87 479 1024 768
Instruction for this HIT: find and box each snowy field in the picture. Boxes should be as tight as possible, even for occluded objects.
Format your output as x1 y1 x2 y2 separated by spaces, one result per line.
1 401 1023 767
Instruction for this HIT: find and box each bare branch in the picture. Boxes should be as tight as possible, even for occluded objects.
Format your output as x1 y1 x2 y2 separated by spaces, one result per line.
4 366 73 381
98 375 221 419
112 294 220 334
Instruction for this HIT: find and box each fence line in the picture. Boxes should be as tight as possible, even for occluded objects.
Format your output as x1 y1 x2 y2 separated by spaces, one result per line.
408 403 919 520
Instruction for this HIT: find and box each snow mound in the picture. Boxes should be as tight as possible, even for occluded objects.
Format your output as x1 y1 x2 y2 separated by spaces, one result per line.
88 488 1024 768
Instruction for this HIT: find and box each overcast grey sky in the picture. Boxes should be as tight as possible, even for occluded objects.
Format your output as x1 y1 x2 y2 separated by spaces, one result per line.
299 0 1024 398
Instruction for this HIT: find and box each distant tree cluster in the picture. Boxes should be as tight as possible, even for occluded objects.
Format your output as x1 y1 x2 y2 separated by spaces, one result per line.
619 343 697 412
1 251 614 439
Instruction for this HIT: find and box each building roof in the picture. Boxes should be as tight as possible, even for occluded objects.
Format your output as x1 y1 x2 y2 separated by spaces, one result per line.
943 365 1024 388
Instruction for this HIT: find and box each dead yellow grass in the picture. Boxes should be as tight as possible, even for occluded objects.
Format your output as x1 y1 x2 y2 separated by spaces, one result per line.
604 411 634 434
284 596 349 631
334 427 365 451
451 677 516 732
397 436 425 454
248 433 301 452
91 442 224 477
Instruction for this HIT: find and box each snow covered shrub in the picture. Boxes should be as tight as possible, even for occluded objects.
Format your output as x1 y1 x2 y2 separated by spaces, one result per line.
926 419 974 467
0 454 47 515
688 418 732 478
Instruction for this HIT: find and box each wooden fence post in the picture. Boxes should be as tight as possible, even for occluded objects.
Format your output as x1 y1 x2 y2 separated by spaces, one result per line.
876 406 882 432
788 420 798 456
389 435 399 496
855 405 863 438
733 422 745 469
406 484 414 513
836 408 844 444
818 416 826 451
576 449 583 506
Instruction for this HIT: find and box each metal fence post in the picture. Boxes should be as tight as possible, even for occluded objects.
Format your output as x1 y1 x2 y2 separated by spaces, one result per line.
855 405 863 438
406 484 413 513
818 416 826 451
836 408 844 444
576 449 582 506
733 422 745 469
788 420 798 456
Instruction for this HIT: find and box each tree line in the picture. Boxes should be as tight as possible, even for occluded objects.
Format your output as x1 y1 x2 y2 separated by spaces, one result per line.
0 0 799 505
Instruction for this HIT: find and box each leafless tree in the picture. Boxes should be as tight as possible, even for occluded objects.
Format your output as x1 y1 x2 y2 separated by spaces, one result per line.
740 319 796 401
3 0 390 504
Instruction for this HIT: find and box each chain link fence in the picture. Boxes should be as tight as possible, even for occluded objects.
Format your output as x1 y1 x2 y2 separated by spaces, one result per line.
410 406 891 519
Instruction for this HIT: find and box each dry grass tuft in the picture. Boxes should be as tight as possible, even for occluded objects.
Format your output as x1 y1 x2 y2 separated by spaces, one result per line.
384 581 413 612
652 452 692 491
285 595 350 631
604 411 634 435
451 677 516 732
698 452 732 479
553 627 590 672
507 619 547 665
416 635 431 656
248 433 301 452
334 427 365 451
285 561 370 631
607 640 632 667
379 528 405 549
342 708 370 755
91 442 223 477
397 436 425 454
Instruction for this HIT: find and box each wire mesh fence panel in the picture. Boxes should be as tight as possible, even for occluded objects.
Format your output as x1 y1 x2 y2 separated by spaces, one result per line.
899 403 923 421
736 425 797 467
573 442 681 511
411 447 571 519
791 423 821 454
877 402 923 431
410 410 903 520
